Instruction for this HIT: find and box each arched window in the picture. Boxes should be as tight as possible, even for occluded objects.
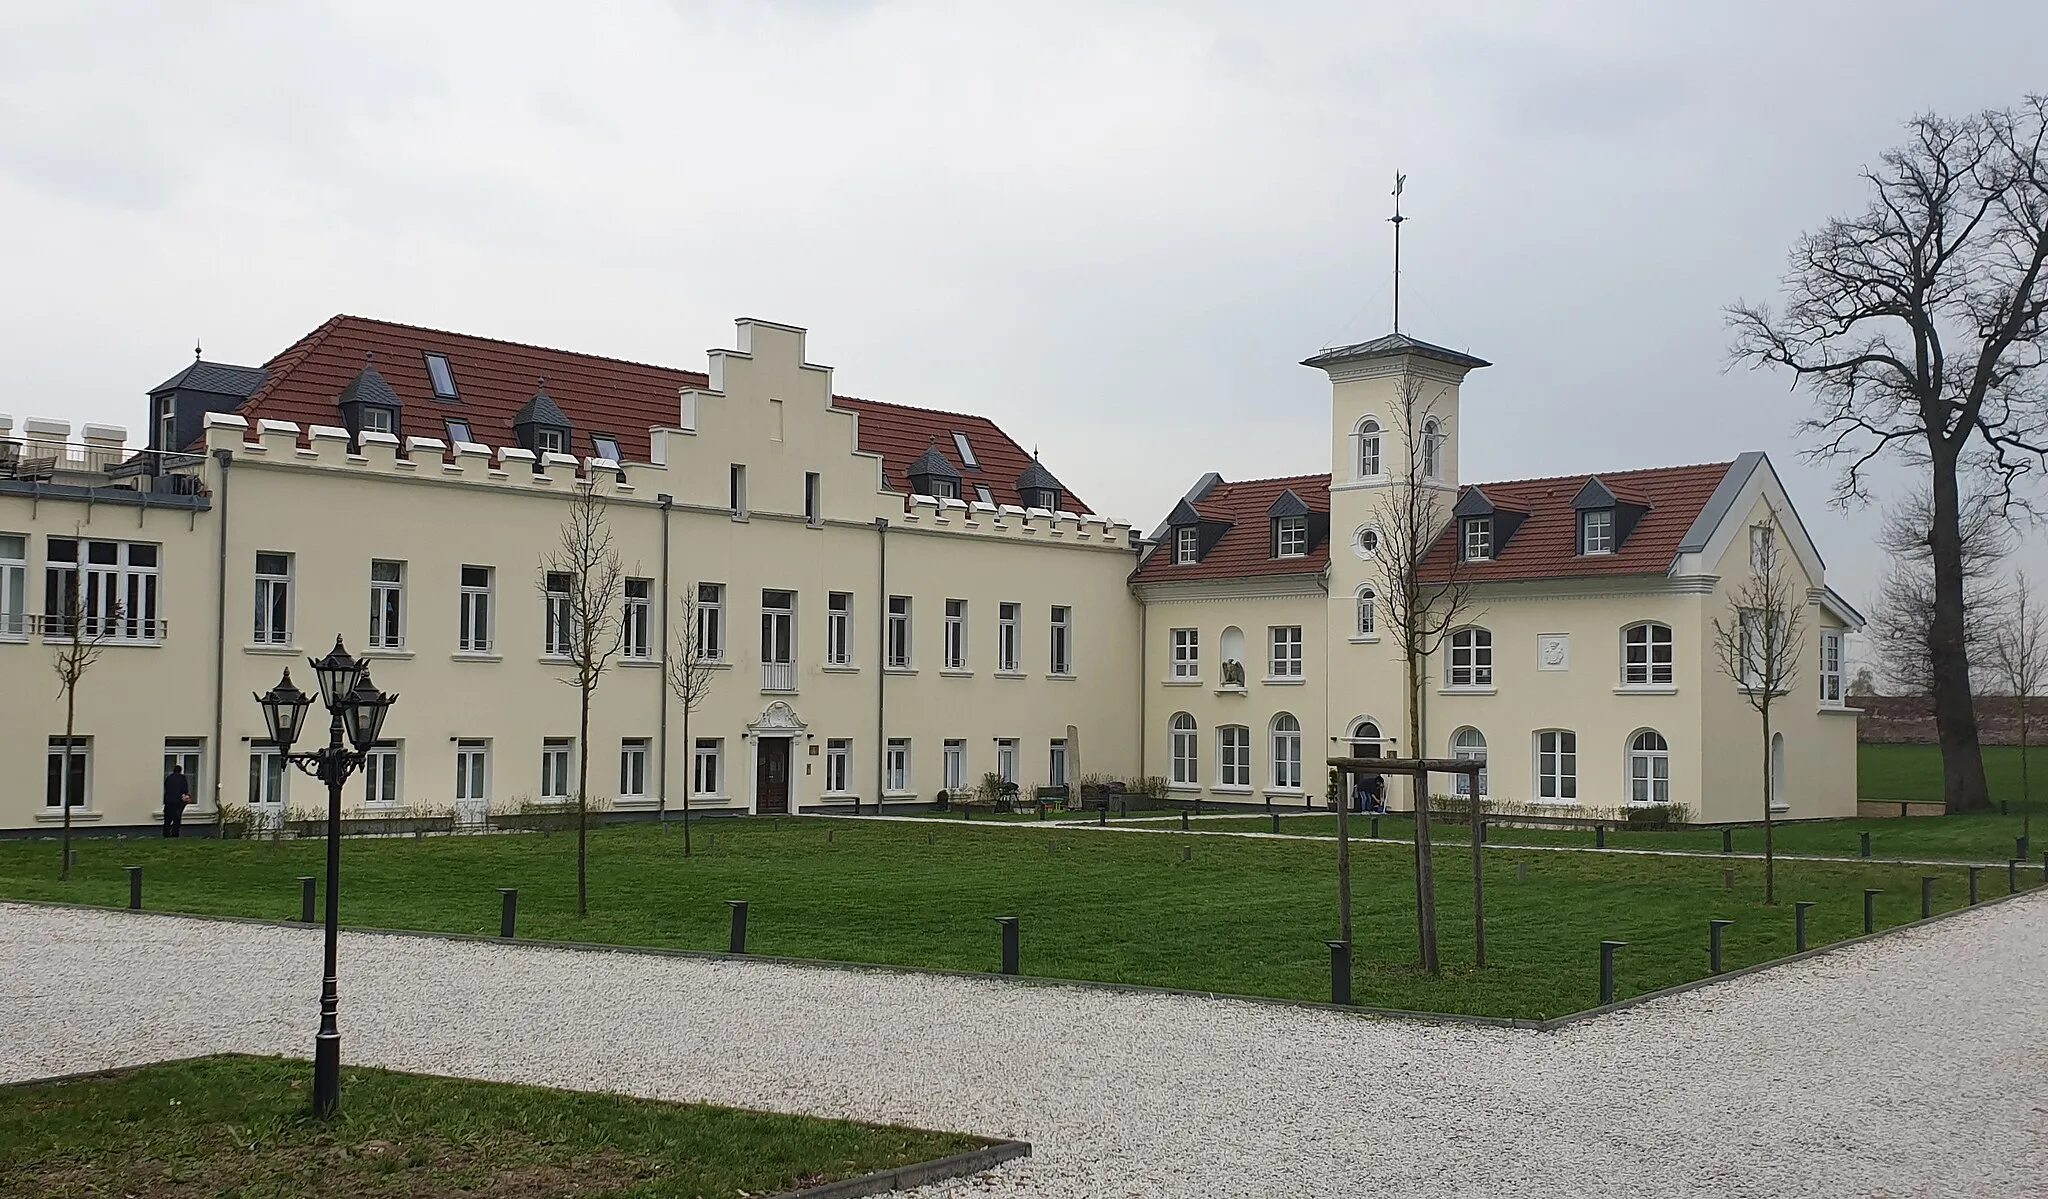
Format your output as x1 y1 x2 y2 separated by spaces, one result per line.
1770 732 1787 811
1354 586 1376 638
1622 622 1674 686
1271 714 1302 790
1348 718 1383 759
1420 418 1444 480
1217 725 1251 787
1452 727 1487 798
1535 729 1578 801
1627 730 1669 804
1356 416 1383 478
1447 627 1493 687
1170 714 1198 786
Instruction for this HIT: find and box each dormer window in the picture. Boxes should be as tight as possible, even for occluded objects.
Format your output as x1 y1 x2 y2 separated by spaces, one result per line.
512 380 572 466
336 359 404 450
1014 455 1065 513
423 353 460 400
1581 509 1615 555
361 408 395 435
1462 516 1492 561
1027 488 1059 511
1175 526 1199 565
1276 515 1307 558
932 478 958 500
535 428 565 455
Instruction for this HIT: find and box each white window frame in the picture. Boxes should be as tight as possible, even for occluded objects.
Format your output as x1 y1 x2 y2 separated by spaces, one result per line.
1447 627 1493 688
253 551 292 645
761 589 796 690
363 743 402 806
1049 738 1068 788
248 742 287 812
1354 586 1376 640
619 738 650 800
693 738 724 797
1452 727 1488 798
46 538 162 643
943 739 965 792
1270 714 1302 790
887 596 912 669
696 583 726 661
1535 730 1578 802
1820 630 1844 706
459 565 494 653
996 738 1018 784
1268 626 1304 678
1628 729 1670 804
1356 416 1383 479
1217 725 1251 788
368 560 405 650
1276 516 1308 558
1170 714 1198 786
729 464 748 519
1175 526 1199 565
623 578 653 660
1622 622 1674 687
0 533 27 639
544 572 577 658
541 738 575 802
998 602 1020 672
1049 605 1072 675
1463 517 1492 562
163 738 204 813
46 736 91 809
1171 628 1200 679
944 599 968 670
1749 524 1777 574
535 428 566 455
455 740 490 805
885 738 911 793
1420 418 1444 480
804 471 822 527
826 592 853 666
826 738 853 794
360 406 395 435
1582 508 1615 555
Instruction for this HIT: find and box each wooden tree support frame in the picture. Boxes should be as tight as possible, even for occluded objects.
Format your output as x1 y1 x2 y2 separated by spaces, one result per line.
1327 755 1491 969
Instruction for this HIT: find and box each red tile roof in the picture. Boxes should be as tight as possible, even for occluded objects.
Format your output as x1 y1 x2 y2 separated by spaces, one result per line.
833 396 1092 514
209 316 1081 509
1131 474 1331 585
1420 461 1734 582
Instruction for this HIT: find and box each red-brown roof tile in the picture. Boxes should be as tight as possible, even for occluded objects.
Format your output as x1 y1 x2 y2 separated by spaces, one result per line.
1420 461 1734 582
1131 474 1331 585
830 395 1092 514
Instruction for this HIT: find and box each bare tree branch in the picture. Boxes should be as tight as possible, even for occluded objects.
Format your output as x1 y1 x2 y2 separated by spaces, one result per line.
665 587 719 858
1709 509 1806 905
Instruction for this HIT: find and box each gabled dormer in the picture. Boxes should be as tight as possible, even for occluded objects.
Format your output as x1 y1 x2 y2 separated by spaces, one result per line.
512 380 572 462
1015 454 1065 512
907 438 963 499
1165 497 1232 566
1572 476 1650 557
1265 489 1327 559
335 357 403 448
1451 487 1528 563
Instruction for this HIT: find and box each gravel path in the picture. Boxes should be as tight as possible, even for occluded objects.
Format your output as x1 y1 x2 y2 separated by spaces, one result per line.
4 897 2044 1197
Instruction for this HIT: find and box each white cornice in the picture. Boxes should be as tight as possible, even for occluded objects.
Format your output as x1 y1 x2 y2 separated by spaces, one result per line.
1133 574 1329 604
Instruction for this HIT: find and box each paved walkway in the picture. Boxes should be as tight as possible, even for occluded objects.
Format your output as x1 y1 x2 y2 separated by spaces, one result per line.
4 896 2043 1197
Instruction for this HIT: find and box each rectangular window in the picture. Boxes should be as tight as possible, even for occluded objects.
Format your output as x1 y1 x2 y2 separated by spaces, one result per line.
368 560 404 650
1820 631 1843 705
541 739 574 801
1536 730 1578 801
761 589 795 690
363 744 401 805
730 464 747 518
445 419 473 445
952 432 979 469
1049 605 1072 675
592 434 623 463
1049 738 1068 788
996 738 1018 784
975 485 995 507
624 578 653 659
1269 626 1303 677
885 738 911 793
47 538 161 642
826 592 853 666
1271 721 1302 790
535 428 566 455
360 407 395 435
544 572 577 657
455 740 490 804
1738 609 1786 689
998 602 1020 672
943 739 965 791
157 395 176 451
887 596 912 668
693 738 723 796
1448 629 1493 688
254 551 292 645
1172 628 1200 678
620 738 650 799
458 565 493 653
424 352 459 399
46 736 89 808
826 739 852 793
696 583 725 660
1276 516 1307 558
944 599 968 670
1217 726 1250 787
804 472 821 526
0 533 26 637
248 743 287 812
163 738 204 811
1175 526 1199 565
1463 517 1492 562
1750 524 1776 574
930 478 957 501
1582 509 1615 555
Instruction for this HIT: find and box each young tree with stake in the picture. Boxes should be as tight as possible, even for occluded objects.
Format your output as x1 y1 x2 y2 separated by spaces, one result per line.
50 585 122 881
1990 572 2045 856
540 478 626 917
665 586 717 858
1711 511 1806 905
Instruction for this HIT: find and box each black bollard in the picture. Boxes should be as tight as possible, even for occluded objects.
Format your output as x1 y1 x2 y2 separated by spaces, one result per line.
1184 845 1192 862
1517 861 1527 884
1860 832 1871 859
1722 828 1733 855
1794 901 1816 952
1326 939 1352 1005
1038 803 1047 822
67 849 77 868
299 876 317 923
1599 940 1626 1006
1596 825 1606 849
1969 866 1982 906
2001 800 2009 816
964 805 972 821
1709 919 1733 974
1864 888 1882 934
1181 810 1189 831
1921 875 1937 919
2019 835 2030 863
727 901 748 954
125 866 142 911
2011 859 2022 894
996 916 1020 975
1097 807 1106 827
827 828 834 843
498 888 518 938
1480 821 1489 845
1370 816 1380 839
1270 811 1280 834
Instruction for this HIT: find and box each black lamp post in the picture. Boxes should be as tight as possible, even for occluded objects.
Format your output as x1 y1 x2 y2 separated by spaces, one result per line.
254 634 397 1118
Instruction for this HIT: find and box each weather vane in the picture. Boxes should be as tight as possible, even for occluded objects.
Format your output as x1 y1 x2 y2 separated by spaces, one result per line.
1390 171 1408 335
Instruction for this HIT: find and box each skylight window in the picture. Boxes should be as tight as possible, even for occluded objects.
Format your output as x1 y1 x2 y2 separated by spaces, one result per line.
424 353 459 400
975 485 995 506
951 432 979 469
592 435 622 463
444 419 472 444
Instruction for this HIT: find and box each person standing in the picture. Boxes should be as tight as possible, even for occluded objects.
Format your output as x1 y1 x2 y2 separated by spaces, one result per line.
162 764 191 837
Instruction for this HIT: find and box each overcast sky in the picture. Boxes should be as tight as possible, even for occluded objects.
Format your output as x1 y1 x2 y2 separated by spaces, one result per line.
4 0 2045 639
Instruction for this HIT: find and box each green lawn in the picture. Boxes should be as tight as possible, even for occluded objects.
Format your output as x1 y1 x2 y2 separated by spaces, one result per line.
4 819 2030 1021
0 1054 981 1198
1859 742 2048 806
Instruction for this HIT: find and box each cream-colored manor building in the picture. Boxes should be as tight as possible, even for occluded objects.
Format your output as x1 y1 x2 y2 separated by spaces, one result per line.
0 315 1861 833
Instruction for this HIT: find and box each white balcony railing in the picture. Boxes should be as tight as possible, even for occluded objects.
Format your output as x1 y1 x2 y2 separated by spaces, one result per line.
16 612 169 644
762 660 795 691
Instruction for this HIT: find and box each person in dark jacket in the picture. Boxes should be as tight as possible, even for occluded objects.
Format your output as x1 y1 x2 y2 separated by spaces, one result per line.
163 765 191 837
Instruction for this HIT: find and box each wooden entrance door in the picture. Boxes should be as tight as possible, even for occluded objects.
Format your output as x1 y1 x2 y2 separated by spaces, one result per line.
756 737 791 815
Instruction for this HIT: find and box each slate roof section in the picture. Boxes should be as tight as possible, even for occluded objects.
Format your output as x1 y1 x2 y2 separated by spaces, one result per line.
150 359 269 397
512 384 571 430
335 363 403 411
1131 473 1332 585
1301 333 1491 372
1419 461 1736 583
833 395 1092 514
1015 455 1063 494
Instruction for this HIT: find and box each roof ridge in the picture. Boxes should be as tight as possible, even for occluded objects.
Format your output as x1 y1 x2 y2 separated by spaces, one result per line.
832 393 1009 425
1467 459 1735 490
330 314 707 378
242 314 350 417
1213 472 1333 488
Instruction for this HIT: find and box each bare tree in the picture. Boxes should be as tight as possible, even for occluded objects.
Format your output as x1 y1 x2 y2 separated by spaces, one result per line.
49 583 122 881
1728 97 2048 814
665 586 717 858
1990 572 2046 854
1361 372 1482 974
540 478 627 917
1867 487 2010 694
1710 511 1807 905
